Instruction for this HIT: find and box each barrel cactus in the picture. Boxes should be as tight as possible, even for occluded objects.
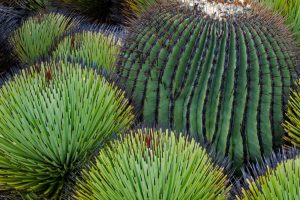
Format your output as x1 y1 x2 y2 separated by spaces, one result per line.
283 79 300 147
0 61 134 198
235 149 300 199
118 2 300 168
75 128 231 199
52 30 121 72
11 12 76 65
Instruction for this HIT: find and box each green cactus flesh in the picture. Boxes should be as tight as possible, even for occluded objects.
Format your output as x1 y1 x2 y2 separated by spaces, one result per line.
118 5 300 168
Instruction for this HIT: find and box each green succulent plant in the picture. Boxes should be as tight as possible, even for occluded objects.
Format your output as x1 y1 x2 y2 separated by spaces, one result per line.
75 128 231 200
235 150 300 199
258 0 300 43
52 30 121 72
0 61 134 198
283 79 300 147
11 12 76 65
118 3 300 168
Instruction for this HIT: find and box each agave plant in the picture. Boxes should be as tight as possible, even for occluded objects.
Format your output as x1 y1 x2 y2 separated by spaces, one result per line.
0 61 134 198
283 79 300 147
258 0 300 43
117 2 300 168
75 128 231 200
11 12 77 65
52 29 121 72
235 149 300 199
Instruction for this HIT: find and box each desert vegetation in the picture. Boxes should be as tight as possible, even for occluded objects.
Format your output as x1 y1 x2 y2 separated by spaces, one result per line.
0 0 299 199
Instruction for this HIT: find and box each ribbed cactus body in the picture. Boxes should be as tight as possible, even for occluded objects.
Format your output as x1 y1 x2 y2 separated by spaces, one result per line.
118 5 300 167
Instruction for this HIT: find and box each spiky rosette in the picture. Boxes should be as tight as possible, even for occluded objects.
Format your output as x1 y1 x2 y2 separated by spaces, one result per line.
10 12 77 65
52 29 121 72
283 79 300 147
234 149 300 199
0 61 134 198
75 128 231 200
117 2 300 168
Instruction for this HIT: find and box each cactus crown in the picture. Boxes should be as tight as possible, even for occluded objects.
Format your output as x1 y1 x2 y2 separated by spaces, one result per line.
121 0 253 21
118 2 300 168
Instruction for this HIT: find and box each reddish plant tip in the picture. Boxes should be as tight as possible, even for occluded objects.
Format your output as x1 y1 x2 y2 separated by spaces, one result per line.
145 134 152 148
45 69 52 81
